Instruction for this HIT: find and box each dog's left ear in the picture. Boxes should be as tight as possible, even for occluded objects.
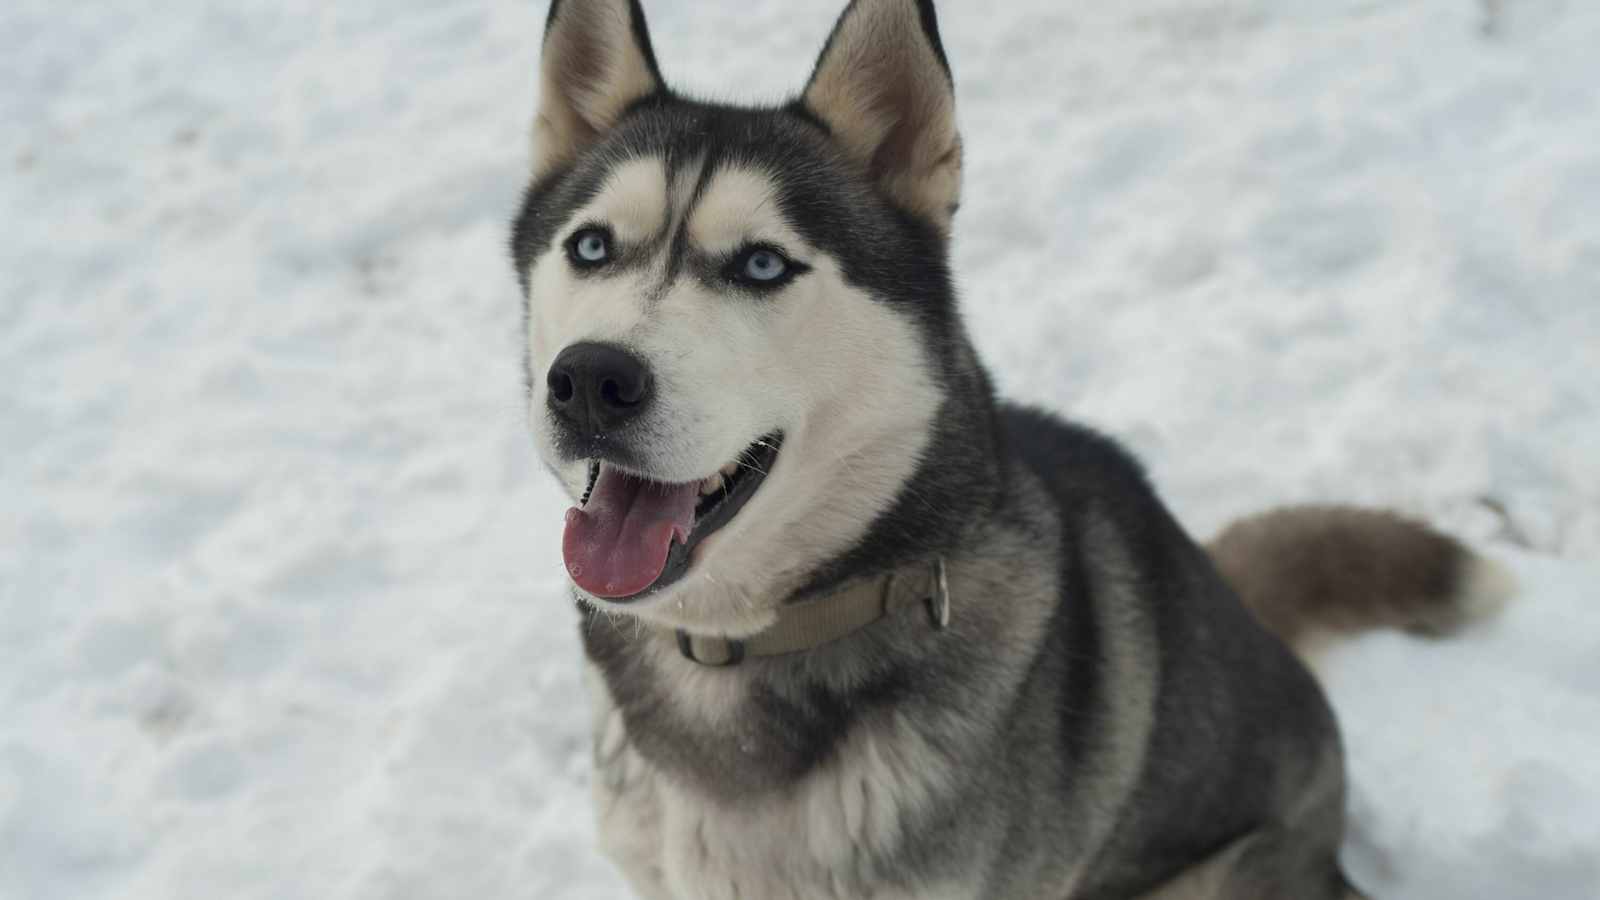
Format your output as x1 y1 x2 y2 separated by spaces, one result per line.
802 0 961 233
532 0 664 179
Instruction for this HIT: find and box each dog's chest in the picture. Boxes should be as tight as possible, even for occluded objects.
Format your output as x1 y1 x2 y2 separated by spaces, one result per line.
588 682 977 900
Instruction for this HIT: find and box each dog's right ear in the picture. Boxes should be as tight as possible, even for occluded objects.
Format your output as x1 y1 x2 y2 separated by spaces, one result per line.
531 0 664 179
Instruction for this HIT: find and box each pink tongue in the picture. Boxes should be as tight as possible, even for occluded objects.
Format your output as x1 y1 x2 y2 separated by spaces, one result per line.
562 467 699 598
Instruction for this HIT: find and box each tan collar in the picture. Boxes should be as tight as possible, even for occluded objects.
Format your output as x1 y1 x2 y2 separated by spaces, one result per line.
672 558 951 666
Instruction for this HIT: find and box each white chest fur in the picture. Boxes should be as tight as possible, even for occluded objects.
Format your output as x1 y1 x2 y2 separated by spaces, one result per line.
586 666 979 900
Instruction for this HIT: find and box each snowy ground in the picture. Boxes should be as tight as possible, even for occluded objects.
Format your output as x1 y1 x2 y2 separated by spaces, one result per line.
3 0 1597 898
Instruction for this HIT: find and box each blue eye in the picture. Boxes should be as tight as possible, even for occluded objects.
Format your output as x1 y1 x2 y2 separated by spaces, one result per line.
743 249 787 282
569 228 611 267
733 246 800 288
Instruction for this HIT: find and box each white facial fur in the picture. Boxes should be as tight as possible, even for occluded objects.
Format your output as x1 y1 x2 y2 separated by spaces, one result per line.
526 157 942 636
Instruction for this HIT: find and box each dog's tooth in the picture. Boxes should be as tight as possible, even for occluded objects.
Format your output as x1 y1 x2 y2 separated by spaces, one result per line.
720 462 738 478
700 473 724 496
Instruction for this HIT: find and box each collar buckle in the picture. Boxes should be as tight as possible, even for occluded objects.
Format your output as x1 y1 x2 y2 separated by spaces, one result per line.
676 630 746 666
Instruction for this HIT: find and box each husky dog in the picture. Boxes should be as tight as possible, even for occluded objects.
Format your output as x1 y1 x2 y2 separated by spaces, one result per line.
509 1 1513 897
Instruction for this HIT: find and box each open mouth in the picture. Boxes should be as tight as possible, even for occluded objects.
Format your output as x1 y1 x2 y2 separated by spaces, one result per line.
561 433 782 600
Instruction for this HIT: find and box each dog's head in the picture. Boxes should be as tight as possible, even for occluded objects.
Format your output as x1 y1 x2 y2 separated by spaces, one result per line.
513 0 971 636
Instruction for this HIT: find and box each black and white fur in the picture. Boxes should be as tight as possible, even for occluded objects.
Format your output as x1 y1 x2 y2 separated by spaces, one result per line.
508 2 1511 897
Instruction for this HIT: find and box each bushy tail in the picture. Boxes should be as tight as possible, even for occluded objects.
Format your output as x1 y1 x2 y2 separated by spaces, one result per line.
1206 505 1515 657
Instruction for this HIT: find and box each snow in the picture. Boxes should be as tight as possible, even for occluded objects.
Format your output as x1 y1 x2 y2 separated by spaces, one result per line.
2 0 1596 898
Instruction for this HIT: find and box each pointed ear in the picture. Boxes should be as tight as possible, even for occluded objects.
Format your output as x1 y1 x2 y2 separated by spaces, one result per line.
802 0 961 233
532 0 664 178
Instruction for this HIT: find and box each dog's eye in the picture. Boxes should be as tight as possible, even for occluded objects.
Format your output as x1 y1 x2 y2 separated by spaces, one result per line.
729 245 802 289
743 250 787 282
567 228 612 268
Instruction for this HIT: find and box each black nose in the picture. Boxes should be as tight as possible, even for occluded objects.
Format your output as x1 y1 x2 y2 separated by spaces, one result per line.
546 342 654 435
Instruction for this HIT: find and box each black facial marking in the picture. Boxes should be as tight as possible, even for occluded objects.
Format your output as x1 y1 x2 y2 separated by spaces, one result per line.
662 211 691 286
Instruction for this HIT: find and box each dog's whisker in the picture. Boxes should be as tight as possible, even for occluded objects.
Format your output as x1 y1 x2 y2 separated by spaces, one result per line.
734 449 770 477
